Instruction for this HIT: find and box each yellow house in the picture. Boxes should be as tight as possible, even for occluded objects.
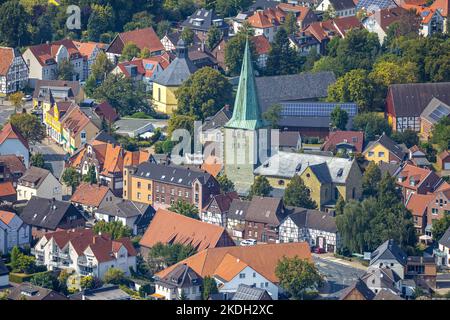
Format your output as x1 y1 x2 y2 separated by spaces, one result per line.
44 101 75 145
123 166 153 205
362 133 406 164
32 80 85 111
152 39 197 115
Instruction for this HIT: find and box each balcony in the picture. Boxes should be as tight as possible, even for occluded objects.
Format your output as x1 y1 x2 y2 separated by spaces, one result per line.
30 248 44 257
77 256 95 267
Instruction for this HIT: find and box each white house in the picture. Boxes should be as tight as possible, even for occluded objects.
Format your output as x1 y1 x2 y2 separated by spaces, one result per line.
316 0 356 17
16 166 62 201
437 226 450 267
32 228 137 279
0 47 29 95
0 210 31 255
0 123 29 168
70 183 116 214
201 192 239 227
418 8 444 37
368 239 407 279
153 264 203 300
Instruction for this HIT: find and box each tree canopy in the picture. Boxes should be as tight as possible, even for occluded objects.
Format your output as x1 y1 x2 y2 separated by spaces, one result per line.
283 175 317 209
9 113 45 144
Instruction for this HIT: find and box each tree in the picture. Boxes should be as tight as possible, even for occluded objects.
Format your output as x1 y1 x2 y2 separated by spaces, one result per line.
283 12 298 35
206 26 222 50
362 162 382 198
180 27 195 46
352 112 392 141
62 167 81 194
56 59 74 81
330 105 349 130
0 1 29 47
275 256 323 300
432 215 450 241
312 56 345 78
175 67 233 120
124 11 154 31
284 175 317 209
217 174 235 193
10 246 22 271
93 220 132 240
391 129 419 148
85 51 114 96
167 114 195 140
31 272 59 291
11 253 36 274
30 153 45 168
156 20 171 38
262 104 282 129
202 276 218 300
265 28 301 76
335 196 346 216
369 60 418 88
80 275 103 290
249 176 273 198
120 42 141 62
224 31 257 75
87 4 115 42
103 268 128 285
148 242 196 270
302 47 320 72
9 113 45 144
169 200 199 219
83 165 97 184
9 92 24 113
215 0 252 16
327 69 375 113
431 117 450 152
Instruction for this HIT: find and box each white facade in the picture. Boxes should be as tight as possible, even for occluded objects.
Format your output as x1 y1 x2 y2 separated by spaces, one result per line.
363 17 387 44
0 214 31 254
0 139 29 168
316 0 356 17
17 172 62 201
438 243 450 267
368 258 405 279
94 212 140 235
420 11 444 37
0 49 29 95
154 282 202 300
72 189 116 214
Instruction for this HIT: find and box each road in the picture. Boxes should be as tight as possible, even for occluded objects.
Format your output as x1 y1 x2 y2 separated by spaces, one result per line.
0 99 33 126
31 139 67 179
313 254 366 297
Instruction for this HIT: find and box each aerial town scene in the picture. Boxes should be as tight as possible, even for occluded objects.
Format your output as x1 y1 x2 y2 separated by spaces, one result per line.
0 0 449 307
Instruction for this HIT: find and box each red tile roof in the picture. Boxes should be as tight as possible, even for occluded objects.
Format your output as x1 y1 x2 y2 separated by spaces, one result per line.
28 39 82 66
118 27 165 54
0 210 16 225
201 156 223 177
70 183 112 207
0 123 29 149
0 181 15 197
94 101 119 123
430 0 449 16
0 47 14 76
251 35 271 55
406 193 434 216
397 164 438 191
322 130 364 153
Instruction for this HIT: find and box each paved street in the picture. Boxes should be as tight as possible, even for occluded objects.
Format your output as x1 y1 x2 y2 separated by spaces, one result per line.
0 99 34 126
31 139 67 179
313 254 366 297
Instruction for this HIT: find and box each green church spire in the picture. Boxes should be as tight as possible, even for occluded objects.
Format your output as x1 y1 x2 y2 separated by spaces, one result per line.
225 39 264 130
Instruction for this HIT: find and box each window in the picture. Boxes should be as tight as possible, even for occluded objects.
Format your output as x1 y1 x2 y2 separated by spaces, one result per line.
81 131 86 139
239 273 245 279
253 272 256 278
147 184 151 191
137 192 141 199
137 182 141 189
368 151 374 157
378 152 385 157
148 195 151 201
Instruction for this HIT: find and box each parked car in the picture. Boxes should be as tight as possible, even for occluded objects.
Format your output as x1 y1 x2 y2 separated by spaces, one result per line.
312 246 326 254
240 239 257 246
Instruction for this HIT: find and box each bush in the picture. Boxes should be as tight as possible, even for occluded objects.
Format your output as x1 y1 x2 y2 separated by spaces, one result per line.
9 270 50 284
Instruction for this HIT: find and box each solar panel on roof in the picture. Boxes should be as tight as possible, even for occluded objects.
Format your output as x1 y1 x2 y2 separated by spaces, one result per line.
429 105 450 122
280 102 358 117
356 0 396 10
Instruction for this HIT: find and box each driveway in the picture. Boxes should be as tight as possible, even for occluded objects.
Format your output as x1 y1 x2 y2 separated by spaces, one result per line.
31 139 67 179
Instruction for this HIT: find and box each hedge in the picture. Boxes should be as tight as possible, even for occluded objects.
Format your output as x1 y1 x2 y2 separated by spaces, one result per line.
9 270 51 284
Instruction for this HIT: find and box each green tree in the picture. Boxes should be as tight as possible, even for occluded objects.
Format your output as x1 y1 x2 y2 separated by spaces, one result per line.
103 268 128 285
432 215 450 241
181 27 195 46
352 112 391 141
124 11 154 31
302 47 320 72
202 276 218 300
265 28 300 76
362 162 382 198
12 253 36 274
169 200 199 219
9 113 45 144
80 275 103 290
391 129 419 148
0 1 29 47
93 220 132 240
335 196 346 216
431 117 450 152
56 59 75 81
10 246 22 271
156 20 171 38
217 174 235 193
120 42 141 62
87 4 115 42
206 26 222 50
262 104 282 129
9 92 24 113
224 31 256 75
330 105 349 130
283 175 317 209
283 12 298 35
275 256 323 300
249 176 273 198
82 165 97 184
85 51 114 96
30 153 45 168
31 272 59 291
175 67 233 120
312 56 345 78
148 242 196 270
62 167 81 194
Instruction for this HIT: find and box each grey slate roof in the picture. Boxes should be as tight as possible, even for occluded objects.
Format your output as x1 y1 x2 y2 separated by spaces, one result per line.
8 282 68 300
373 289 404 300
244 196 285 226
249 0 280 11
18 166 51 188
339 279 376 300
157 263 202 289
96 200 153 219
286 208 337 233
309 162 333 183
202 106 233 131
378 161 402 177
370 239 407 266
232 284 272 300
439 226 450 248
20 197 84 230
364 134 407 161
329 0 356 11
182 8 228 32
255 72 336 113
227 198 251 221
92 131 118 145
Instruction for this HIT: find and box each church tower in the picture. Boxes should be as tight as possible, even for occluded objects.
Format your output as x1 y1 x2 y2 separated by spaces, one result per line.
224 39 268 195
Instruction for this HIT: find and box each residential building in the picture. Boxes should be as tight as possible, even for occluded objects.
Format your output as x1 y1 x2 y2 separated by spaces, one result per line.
72 41 106 80
23 39 85 87
362 133 407 164
356 0 398 13
226 198 251 240
20 197 86 238
277 2 319 29
44 101 76 145
437 150 450 171
154 242 312 300
0 155 26 184
0 259 8 288
7 283 68 300
316 0 357 17
232 284 272 300
201 192 239 227
0 123 29 168
437 226 450 267
0 210 31 254
0 47 28 95
70 183 117 214
321 130 364 154
361 268 402 296
407 145 431 168
106 27 165 64
33 228 137 279
254 151 363 210
17 166 62 201
386 82 450 132
245 9 284 42
338 279 376 300
0 181 17 203
71 285 131 300
369 239 407 279
288 31 321 56
406 256 437 290
279 131 302 152
93 101 119 126
405 193 434 234
279 208 339 252
94 200 155 235
252 35 271 69
181 8 229 42
114 118 156 138
426 182 450 233
161 31 201 52
123 162 220 214
152 39 197 115
396 163 442 202
139 208 235 258
373 289 404 300
420 97 450 140
429 0 449 32
153 263 203 300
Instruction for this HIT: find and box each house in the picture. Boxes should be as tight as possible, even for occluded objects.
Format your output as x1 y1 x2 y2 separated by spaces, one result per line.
420 97 450 140
373 289 404 300
139 208 235 258
0 210 31 254
7 283 68 300
0 47 28 95
288 31 321 56
226 199 251 240
123 162 220 214
152 39 198 115
106 27 165 64
414 6 444 36
181 8 229 42
0 155 27 184
379 161 402 178
369 239 407 279
279 208 339 252
386 82 450 132
362 133 407 164
406 256 437 290
279 131 302 151
114 118 155 138
17 166 62 201
251 35 271 69
161 31 201 52
153 263 203 300
154 242 312 300
437 150 450 171
71 284 131 300
232 284 272 300
67 140 149 196
338 279 376 300
94 200 155 235
0 181 17 203
396 163 442 202
70 183 117 214
426 182 450 234
316 0 357 17
361 268 402 296
20 197 86 238
405 193 434 234
201 192 239 227
356 0 398 13
437 226 450 267
0 123 29 168
93 101 119 126
44 101 76 145
254 151 363 210
429 0 449 33
321 130 364 154
33 228 137 279
277 2 319 29
246 8 285 42
23 39 85 87
0 259 8 288
407 145 431 168
73 41 106 80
